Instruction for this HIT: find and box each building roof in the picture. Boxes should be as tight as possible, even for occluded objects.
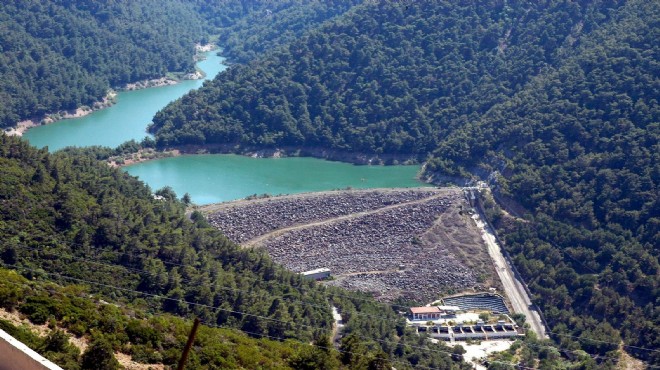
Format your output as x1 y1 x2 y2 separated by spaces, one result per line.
410 306 441 314
436 305 460 311
300 268 330 276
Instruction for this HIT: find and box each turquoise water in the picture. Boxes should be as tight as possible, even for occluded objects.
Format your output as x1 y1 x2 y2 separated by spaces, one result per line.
23 50 425 204
125 155 425 204
24 51 227 151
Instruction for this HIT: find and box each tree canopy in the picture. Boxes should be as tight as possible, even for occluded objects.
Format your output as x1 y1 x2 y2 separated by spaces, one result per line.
0 133 462 369
150 0 659 364
0 0 358 128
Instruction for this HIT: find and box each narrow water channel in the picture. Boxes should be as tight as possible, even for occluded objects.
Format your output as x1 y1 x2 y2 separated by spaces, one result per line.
24 51 227 151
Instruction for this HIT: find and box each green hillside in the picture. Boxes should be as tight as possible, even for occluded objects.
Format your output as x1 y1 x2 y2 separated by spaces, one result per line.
0 269 315 369
149 0 659 365
0 134 465 369
216 0 363 63
0 0 356 129
428 0 659 363
150 1 622 153
0 0 208 127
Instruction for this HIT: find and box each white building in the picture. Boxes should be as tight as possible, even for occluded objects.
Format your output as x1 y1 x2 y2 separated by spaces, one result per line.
300 268 331 280
409 306 460 321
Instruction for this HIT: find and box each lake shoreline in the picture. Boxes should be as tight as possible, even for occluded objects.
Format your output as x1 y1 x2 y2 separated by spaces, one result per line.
8 45 216 138
112 144 426 174
149 143 424 166
124 152 427 205
5 91 117 137
108 148 182 168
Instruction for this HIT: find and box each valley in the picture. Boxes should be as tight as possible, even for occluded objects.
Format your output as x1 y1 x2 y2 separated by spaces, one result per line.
0 0 657 369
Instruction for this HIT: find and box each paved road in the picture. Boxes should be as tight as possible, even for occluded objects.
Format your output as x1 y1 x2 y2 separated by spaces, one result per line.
471 213 547 338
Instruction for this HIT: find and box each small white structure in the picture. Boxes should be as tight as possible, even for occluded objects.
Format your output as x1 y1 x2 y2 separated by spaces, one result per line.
0 329 62 370
300 268 331 280
409 306 460 321
410 306 442 320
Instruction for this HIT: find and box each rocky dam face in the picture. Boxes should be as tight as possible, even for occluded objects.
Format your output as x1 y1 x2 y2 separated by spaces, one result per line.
203 187 502 303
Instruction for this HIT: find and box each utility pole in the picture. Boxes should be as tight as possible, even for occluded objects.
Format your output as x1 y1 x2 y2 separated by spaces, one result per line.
177 317 201 370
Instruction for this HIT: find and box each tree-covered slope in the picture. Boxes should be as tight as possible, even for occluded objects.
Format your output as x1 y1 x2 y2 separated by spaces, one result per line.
0 134 333 343
216 0 362 63
0 0 211 127
0 269 317 369
0 133 466 369
0 0 365 130
428 0 659 363
150 0 623 154
149 0 659 364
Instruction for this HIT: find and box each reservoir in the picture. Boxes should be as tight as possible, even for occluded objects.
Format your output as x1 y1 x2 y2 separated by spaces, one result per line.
23 50 426 204
125 155 425 204
24 51 227 151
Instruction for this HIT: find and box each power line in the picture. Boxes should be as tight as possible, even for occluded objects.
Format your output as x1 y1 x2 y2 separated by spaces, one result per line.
1 264 537 369
3 263 646 368
546 330 660 354
0 277 536 370
39 237 416 311
16 247 583 364
0 278 438 370
11 247 637 363
15 244 401 324
198 320 460 370
7 254 468 362
0 276 452 370
519 340 619 362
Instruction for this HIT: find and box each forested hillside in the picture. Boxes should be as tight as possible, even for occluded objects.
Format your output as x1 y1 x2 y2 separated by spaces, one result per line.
0 0 354 129
216 0 362 63
150 0 622 153
0 134 465 369
0 268 318 369
0 0 208 127
428 0 659 363
149 0 659 365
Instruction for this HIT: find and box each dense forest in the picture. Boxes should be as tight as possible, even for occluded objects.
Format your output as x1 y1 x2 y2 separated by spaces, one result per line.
437 1 659 364
2 0 657 367
150 0 659 366
0 133 468 369
0 0 207 127
150 1 621 152
216 0 363 63
0 0 357 129
0 268 320 369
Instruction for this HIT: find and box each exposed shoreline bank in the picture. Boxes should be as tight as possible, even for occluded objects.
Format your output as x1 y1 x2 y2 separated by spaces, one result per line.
7 44 216 138
111 143 427 176
5 91 118 137
136 143 424 166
